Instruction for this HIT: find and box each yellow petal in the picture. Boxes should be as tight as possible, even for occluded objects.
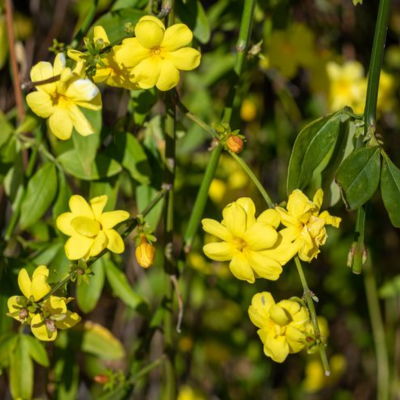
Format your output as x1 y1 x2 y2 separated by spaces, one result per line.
229 252 255 283
71 216 100 237
261 333 289 363
312 189 324 209
89 230 108 257
248 291 275 328
26 91 54 118
269 304 291 326
31 313 57 341
30 61 56 94
245 222 278 250
319 210 341 228
32 265 49 280
48 108 73 140
56 212 75 236
65 235 93 260
65 79 99 102
162 24 193 50
100 210 130 229
53 53 66 75
261 228 299 266
156 60 180 91
222 201 247 238
55 310 81 330
203 242 235 261
69 195 94 218
104 229 125 253
93 26 110 44
90 195 108 218
68 105 94 136
132 58 161 89
286 190 315 222
138 15 165 29
31 274 51 302
236 197 256 226
201 218 232 241
135 19 165 48
18 268 32 299
257 209 280 228
67 49 83 62
7 296 27 321
44 296 67 314
75 92 102 111
168 47 201 71
114 38 151 68
245 250 282 280
285 326 306 353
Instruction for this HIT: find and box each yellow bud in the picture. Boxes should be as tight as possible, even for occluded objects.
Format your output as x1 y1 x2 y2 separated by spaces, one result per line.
135 238 155 268
226 136 244 153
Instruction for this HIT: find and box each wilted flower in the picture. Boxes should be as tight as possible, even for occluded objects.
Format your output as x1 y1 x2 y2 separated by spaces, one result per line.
26 53 102 140
56 195 129 260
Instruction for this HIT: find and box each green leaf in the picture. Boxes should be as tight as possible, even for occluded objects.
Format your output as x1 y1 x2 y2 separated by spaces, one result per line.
0 333 17 367
58 150 122 180
91 8 144 42
336 146 381 210
287 112 345 193
136 185 164 231
89 179 119 210
52 170 72 218
20 162 57 229
381 154 400 227
23 334 49 367
108 132 151 184
10 335 33 400
78 321 125 360
379 275 400 298
177 0 211 43
77 258 105 313
105 260 145 309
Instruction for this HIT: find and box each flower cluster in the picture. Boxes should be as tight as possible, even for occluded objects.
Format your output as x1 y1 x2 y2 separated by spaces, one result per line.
202 189 340 363
7 266 80 341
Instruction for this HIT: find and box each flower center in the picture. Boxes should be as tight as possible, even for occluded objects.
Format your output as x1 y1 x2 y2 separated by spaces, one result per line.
151 46 165 58
52 93 70 107
233 237 247 252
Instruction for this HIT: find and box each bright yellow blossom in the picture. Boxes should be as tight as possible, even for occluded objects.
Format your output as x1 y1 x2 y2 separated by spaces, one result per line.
248 291 311 363
26 53 102 140
30 295 80 341
56 195 129 260
202 198 297 283
114 15 201 91
68 26 135 89
276 189 341 262
135 236 155 268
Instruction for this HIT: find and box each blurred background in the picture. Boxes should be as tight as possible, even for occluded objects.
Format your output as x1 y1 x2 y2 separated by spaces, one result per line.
1 0 400 399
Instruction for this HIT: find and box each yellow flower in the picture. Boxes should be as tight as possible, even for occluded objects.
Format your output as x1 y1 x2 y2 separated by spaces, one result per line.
377 70 396 112
56 195 129 260
135 236 155 268
30 296 80 341
114 15 201 91
68 26 136 89
7 265 51 322
202 197 296 283
326 61 366 113
276 189 341 262
178 386 206 400
240 98 257 121
26 53 102 140
248 291 311 363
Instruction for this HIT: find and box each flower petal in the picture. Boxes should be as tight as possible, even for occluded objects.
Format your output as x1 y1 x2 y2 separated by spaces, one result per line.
31 273 51 302
53 53 66 75
26 91 54 118
48 108 73 140
162 24 192 50
45 296 67 314
201 218 233 241
167 47 201 71
236 197 256 227
18 268 32 299
71 216 100 237
245 222 278 250
156 60 180 91
69 195 94 218
100 210 130 229
65 79 99 102
93 26 110 44
30 61 56 94
114 38 151 68
67 105 94 136
261 331 289 363
203 242 235 261
285 326 307 353
319 210 341 227
248 291 275 328
245 250 283 280
135 19 165 48
132 58 161 89
64 235 93 260
31 313 57 341
55 310 81 330
90 195 108 219
257 209 280 228
104 229 125 253
222 201 247 238
56 212 75 236
7 296 27 321
229 252 255 283
89 230 108 257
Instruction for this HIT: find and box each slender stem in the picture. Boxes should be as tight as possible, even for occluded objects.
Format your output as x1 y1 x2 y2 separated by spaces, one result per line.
294 257 331 376
5 0 25 122
70 0 99 48
364 258 389 400
184 144 223 251
229 152 274 208
129 355 166 383
41 271 76 301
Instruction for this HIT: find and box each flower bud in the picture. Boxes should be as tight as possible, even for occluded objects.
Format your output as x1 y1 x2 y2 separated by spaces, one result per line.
226 135 244 153
135 238 155 268
94 374 109 384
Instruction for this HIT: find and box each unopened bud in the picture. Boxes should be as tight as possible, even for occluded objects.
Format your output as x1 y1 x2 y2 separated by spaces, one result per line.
94 374 109 384
18 308 28 320
226 136 244 153
135 238 155 268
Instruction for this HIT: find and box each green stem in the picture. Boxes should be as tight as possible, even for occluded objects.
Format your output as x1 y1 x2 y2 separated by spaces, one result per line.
70 0 99 48
350 206 366 274
184 144 223 251
364 258 390 400
229 152 274 208
41 271 77 302
294 257 331 376
129 355 166 383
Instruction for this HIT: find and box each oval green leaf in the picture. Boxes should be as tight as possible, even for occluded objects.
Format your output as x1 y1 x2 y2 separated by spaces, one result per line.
23 334 50 367
381 154 400 227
